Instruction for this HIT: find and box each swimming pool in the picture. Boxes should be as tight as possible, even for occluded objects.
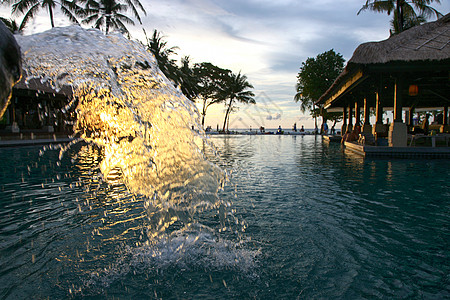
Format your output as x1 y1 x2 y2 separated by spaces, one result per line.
0 135 449 299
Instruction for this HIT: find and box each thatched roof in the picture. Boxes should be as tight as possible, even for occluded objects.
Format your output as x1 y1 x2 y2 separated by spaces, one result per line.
317 13 450 108
13 71 73 98
349 13 450 65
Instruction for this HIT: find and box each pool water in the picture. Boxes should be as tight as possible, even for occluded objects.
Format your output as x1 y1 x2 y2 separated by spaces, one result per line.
0 135 449 299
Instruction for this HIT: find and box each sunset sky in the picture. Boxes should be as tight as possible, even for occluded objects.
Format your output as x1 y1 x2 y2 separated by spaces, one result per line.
1 0 449 130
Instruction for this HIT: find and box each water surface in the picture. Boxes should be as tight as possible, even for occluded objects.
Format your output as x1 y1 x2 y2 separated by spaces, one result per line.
0 135 449 299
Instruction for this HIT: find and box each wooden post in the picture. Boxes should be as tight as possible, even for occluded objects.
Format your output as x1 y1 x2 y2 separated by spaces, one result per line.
389 76 407 147
362 97 372 135
409 107 414 127
375 90 383 125
444 106 448 126
393 77 403 122
342 105 347 135
355 101 361 126
347 105 353 133
373 88 385 141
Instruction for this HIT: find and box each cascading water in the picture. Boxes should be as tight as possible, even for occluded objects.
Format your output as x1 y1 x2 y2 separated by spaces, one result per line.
11 26 255 295
17 26 226 237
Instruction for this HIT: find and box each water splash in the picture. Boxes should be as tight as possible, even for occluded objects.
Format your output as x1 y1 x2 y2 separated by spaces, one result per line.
16 26 225 239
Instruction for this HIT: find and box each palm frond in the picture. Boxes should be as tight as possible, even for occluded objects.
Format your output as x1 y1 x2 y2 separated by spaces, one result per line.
18 2 39 29
81 13 99 23
12 0 38 15
358 0 394 15
59 5 80 24
114 12 134 25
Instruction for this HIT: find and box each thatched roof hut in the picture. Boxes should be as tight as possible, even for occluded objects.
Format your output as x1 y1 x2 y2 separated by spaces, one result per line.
13 72 73 99
317 13 450 110
4 72 74 134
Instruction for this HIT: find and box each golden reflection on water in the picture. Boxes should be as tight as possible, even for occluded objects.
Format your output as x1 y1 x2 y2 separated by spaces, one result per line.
18 26 226 241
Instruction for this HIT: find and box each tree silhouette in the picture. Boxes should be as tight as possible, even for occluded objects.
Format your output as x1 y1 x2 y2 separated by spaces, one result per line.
144 29 180 85
80 0 145 35
358 0 443 34
294 49 344 132
193 62 230 128
0 17 23 33
5 0 79 30
220 71 255 133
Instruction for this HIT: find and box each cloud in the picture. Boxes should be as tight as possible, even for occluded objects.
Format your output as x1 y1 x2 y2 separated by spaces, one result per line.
2 0 448 130
266 113 281 121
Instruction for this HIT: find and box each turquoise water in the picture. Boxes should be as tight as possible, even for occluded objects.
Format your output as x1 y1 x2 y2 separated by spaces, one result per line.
0 135 449 299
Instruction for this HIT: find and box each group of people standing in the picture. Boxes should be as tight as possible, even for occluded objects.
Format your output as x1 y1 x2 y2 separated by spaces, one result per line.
291 123 305 132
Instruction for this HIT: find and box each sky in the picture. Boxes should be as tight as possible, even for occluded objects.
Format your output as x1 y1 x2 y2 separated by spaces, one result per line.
1 0 449 130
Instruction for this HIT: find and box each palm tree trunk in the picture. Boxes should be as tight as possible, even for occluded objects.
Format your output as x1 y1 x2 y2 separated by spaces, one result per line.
48 5 55 27
201 101 207 128
222 99 233 133
314 115 318 134
106 16 111 34
396 0 404 32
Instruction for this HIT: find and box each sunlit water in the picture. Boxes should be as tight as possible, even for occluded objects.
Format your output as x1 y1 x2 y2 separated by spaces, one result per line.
1 26 448 299
16 26 224 240
1 136 449 299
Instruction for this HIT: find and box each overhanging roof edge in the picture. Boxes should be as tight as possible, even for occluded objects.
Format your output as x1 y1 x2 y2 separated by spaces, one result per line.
323 70 367 109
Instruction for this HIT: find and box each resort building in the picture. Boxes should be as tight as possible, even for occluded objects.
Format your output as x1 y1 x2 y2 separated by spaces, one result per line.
317 13 450 158
0 76 74 140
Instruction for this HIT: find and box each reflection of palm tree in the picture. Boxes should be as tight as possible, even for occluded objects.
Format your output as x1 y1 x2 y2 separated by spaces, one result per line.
358 0 442 33
221 72 255 133
6 0 79 30
81 0 145 35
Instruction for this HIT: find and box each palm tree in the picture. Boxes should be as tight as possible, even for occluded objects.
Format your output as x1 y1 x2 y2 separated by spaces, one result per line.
6 0 80 30
0 17 23 33
80 0 145 35
220 71 255 133
294 81 318 132
294 82 313 113
177 56 199 101
358 0 443 33
390 9 427 34
144 29 180 84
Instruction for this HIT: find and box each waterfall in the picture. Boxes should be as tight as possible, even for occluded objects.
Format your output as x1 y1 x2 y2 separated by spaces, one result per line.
16 26 225 238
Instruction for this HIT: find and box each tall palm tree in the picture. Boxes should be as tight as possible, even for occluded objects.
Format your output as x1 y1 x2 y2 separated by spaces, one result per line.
144 29 179 85
6 0 80 30
358 0 443 33
177 56 199 101
220 71 255 133
80 0 145 35
390 9 427 34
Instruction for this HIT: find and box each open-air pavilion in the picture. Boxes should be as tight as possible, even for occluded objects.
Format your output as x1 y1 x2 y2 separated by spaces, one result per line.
317 14 450 158
0 75 73 141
